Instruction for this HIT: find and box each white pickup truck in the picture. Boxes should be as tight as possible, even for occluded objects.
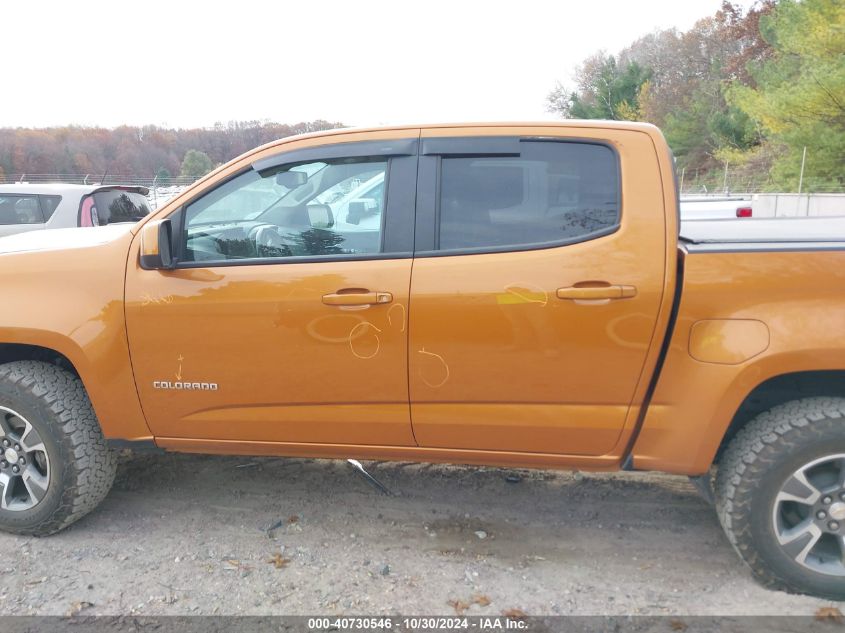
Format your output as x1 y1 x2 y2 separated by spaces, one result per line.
680 195 753 220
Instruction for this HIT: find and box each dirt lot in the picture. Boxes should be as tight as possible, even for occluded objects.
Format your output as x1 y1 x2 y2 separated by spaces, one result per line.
0 453 838 616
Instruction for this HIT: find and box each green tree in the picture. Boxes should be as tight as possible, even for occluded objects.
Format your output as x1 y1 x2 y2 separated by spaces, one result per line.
547 54 652 120
728 0 845 190
155 166 171 186
179 149 215 180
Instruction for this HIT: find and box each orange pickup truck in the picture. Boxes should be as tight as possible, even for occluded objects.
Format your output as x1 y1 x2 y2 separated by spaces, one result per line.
0 122 843 599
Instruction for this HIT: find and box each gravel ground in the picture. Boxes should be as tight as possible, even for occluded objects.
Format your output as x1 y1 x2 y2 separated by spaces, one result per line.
0 453 840 617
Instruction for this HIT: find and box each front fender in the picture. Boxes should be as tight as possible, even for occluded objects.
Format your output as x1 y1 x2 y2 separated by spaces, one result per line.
0 230 151 440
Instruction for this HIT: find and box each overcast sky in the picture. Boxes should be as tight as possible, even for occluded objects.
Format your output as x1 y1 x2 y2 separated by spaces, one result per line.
2 0 748 129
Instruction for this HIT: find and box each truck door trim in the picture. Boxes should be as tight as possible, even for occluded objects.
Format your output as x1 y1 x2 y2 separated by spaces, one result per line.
251 138 418 174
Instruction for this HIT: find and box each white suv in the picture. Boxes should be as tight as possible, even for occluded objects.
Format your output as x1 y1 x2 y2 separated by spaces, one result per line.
0 183 151 237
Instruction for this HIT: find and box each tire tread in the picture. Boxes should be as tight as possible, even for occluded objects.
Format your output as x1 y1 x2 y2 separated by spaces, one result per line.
715 396 845 599
0 361 116 536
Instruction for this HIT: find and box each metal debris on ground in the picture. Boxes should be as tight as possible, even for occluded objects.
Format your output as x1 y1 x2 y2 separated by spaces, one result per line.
347 459 392 495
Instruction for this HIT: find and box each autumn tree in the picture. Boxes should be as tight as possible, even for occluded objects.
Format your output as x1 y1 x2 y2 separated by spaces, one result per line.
548 2 776 177
0 120 343 180
728 0 845 190
547 54 651 120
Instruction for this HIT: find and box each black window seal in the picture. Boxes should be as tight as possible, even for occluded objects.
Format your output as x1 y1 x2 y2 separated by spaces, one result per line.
416 225 620 259
423 136 623 257
421 136 520 157
251 138 418 175
174 251 413 269
377 159 391 253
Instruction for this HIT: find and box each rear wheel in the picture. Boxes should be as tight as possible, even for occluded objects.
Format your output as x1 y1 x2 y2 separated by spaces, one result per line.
715 397 845 599
0 361 116 536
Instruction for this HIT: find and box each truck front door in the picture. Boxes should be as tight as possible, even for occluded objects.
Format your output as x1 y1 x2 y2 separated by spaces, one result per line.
125 137 418 446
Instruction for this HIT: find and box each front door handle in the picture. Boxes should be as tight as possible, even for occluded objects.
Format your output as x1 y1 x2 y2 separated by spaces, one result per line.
556 284 637 300
322 291 393 306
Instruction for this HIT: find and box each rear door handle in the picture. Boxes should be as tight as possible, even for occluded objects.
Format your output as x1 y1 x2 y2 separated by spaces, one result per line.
556 285 637 300
322 291 393 306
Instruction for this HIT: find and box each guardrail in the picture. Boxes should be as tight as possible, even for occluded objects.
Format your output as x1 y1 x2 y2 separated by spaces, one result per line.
3 174 198 187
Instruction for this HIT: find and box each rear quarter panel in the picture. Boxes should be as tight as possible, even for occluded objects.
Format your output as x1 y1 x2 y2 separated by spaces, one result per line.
632 248 845 474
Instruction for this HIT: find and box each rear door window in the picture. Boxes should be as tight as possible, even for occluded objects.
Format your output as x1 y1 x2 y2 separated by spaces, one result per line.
436 141 619 251
0 195 45 225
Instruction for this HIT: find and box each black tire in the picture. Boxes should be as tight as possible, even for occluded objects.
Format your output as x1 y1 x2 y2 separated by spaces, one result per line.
0 360 116 536
715 397 845 600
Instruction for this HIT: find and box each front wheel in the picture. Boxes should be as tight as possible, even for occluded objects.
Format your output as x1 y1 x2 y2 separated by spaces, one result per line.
715 397 845 599
0 361 117 536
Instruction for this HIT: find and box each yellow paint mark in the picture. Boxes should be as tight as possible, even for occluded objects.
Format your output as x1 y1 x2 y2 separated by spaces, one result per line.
141 293 174 307
499 284 548 306
349 322 382 360
387 303 407 332
418 348 450 388
175 354 184 381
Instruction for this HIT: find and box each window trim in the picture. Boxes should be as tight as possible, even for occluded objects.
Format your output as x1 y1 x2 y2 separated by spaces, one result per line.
171 250 413 269
414 136 623 257
251 138 418 175
169 142 418 269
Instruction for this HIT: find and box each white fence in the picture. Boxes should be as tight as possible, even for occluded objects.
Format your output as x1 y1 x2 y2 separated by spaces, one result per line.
749 193 845 218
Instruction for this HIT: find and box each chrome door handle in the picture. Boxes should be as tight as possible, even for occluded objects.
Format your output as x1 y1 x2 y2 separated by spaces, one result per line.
556 285 637 300
322 291 393 306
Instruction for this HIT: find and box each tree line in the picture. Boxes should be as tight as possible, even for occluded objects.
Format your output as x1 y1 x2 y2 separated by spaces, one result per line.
0 120 342 183
548 0 844 192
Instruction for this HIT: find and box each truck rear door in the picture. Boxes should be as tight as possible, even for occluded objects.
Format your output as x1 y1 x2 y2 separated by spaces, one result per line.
408 126 668 456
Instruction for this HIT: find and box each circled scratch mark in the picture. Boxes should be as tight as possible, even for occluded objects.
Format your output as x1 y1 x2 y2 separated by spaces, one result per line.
418 348 450 388
349 322 382 360
387 303 407 332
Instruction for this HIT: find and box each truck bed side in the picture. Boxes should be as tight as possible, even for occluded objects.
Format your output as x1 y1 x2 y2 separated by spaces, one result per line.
632 245 845 475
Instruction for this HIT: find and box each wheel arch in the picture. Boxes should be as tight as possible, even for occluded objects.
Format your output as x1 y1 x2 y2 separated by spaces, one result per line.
0 342 81 377
0 333 152 441
715 370 845 465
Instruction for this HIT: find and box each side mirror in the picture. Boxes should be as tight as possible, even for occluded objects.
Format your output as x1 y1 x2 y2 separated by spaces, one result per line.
306 204 334 229
275 170 308 188
139 219 175 270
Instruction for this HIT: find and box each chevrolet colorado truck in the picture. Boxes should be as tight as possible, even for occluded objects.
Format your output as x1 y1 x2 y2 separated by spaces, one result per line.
0 122 843 600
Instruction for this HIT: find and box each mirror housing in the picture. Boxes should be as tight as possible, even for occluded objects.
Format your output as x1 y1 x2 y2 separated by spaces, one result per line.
275 170 308 188
306 204 334 229
139 219 175 270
